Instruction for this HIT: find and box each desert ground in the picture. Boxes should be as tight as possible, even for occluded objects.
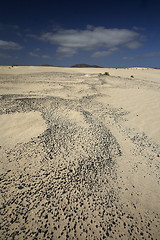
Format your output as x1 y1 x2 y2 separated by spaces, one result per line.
0 66 160 239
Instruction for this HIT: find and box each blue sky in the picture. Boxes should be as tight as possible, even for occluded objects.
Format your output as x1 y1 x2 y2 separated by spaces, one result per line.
0 0 160 67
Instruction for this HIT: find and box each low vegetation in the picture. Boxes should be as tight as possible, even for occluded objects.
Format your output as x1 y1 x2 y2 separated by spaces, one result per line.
99 72 110 76
104 72 110 76
71 64 103 68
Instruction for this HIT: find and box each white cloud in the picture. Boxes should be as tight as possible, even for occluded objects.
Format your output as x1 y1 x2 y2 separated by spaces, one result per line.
123 56 134 60
29 52 39 57
41 55 50 59
0 40 22 50
92 47 119 58
29 52 50 58
56 46 77 58
39 26 143 58
125 41 142 49
133 26 145 31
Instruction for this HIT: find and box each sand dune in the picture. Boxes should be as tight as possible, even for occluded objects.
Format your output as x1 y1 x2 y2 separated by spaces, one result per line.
0 66 160 239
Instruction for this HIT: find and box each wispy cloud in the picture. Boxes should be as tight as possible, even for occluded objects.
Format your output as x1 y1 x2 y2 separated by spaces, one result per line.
0 40 22 50
125 41 142 49
133 26 145 31
92 47 119 58
0 24 19 30
29 52 50 58
37 26 143 58
143 51 160 57
123 51 160 60
0 53 12 59
29 52 39 57
56 46 77 58
26 33 38 39
35 48 41 52
41 54 50 59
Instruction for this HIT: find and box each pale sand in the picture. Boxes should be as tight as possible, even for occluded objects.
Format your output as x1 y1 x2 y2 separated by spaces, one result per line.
0 111 47 148
0 66 160 239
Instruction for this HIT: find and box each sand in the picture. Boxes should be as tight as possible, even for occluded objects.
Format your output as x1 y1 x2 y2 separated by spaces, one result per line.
0 111 47 148
0 66 160 239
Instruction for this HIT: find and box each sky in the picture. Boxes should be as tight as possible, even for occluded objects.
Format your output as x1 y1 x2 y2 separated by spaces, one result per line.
0 0 160 67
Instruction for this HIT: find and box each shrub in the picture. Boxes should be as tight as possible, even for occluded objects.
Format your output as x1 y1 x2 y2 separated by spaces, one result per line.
104 72 110 76
131 75 134 78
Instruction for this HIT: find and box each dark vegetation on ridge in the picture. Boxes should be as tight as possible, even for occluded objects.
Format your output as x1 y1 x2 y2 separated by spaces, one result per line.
71 64 103 68
40 64 59 67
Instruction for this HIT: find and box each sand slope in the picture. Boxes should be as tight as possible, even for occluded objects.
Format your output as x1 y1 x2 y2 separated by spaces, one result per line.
0 66 160 239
